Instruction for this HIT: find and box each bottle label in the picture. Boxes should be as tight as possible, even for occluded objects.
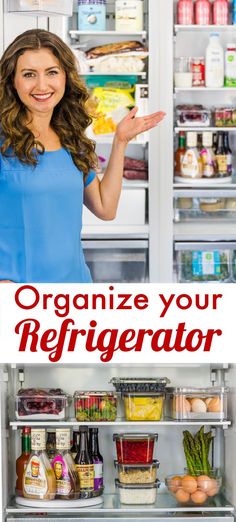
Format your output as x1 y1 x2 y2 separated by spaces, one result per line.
192 251 221 276
181 149 200 177
75 464 94 491
216 154 227 174
56 430 70 451
93 461 103 490
225 52 236 87
24 455 47 497
51 455 72 496
31 430 45 451
200 148 215 177
227 153 232 174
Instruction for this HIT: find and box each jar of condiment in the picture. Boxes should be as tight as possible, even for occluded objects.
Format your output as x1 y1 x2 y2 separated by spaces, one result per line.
115 0 143 31
78 0 106 31
177 0 194 25
191 57 205 86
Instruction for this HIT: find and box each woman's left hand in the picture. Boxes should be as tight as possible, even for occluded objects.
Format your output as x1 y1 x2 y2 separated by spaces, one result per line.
115 106 166 145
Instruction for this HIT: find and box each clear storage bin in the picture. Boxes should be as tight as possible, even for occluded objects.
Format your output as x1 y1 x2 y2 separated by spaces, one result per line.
115 479 159 504
176 105 211 127
123 392 164 421
166 386 228 421
213 107 236 127
113 433 158 464
74 391 117 421
173 196 236 222
7 0 73 15
166 470 222 506
114 460 159 484
176 247 231 282
16 389 69 420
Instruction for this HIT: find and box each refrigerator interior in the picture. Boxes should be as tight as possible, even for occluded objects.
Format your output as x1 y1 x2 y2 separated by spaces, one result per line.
0 363 235 522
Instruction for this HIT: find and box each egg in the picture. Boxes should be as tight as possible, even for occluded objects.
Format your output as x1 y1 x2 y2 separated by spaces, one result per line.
174 396 191 414
168 476 182 493
191 398 207 413
181 475 198 494
205 397 213 407
207 479 220 497
175 488 190 503
191 490 208 504
207 396 222 413
197 475 214 493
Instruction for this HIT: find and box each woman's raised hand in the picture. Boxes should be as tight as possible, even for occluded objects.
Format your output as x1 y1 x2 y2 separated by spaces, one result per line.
114 106 166 145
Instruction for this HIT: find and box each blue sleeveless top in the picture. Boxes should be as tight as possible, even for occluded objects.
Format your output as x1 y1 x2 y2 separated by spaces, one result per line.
0 148 96 282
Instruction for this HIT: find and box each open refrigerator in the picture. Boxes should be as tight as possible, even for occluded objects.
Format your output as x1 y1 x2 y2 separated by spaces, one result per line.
0 363 234 522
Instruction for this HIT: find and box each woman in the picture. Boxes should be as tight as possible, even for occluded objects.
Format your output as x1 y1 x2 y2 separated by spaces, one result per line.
0 29 165 283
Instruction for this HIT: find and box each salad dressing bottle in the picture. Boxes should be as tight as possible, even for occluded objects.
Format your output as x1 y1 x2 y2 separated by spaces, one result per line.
52 429 80 499
23 429 56 500
180 132 202 178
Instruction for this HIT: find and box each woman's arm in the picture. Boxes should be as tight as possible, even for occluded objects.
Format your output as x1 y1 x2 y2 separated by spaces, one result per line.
84 107 165 220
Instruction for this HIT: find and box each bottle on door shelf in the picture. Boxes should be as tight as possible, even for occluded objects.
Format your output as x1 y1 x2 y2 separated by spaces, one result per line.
70 430 80 461
195 0 211 25
180 132 202 178
200 132 216 177
177 0 194 24
205 33 224 88
191 57 205 86
213 0 229 25
175 131 186 176
225 43 236 87
46 430 56 462
89 428 103 496
223 131 233 176
215 131 228 177
23 429 56 500
16 427 31 496
75 426 94 498
51 429 80 500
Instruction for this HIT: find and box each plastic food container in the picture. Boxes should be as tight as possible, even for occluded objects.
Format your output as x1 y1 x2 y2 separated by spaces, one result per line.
176 105 211 127
165 471 222 505
167 387 228 420
177 249 231 283
214 107 236 127
74 391 117 421
123 392 164 421
114 460 159 483
115 479 159 504
110 377 170 393
16 389 69 420
113 433 158 464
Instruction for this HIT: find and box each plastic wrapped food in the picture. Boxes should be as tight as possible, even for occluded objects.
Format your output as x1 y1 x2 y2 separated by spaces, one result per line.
16 389 68 420
123 393 164 421
176 105 211 127
178 250 230 282
74 391 117 421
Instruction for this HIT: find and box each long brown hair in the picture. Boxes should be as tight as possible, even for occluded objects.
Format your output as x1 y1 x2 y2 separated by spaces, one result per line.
0 29 97 175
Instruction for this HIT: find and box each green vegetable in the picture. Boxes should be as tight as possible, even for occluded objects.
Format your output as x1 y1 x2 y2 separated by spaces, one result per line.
183 427 213 476
180 251 230 282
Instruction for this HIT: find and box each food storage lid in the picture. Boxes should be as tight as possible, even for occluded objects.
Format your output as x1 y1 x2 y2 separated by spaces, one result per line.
110 377 170 392
17 388 68 399
113 433 158 441
166 386 228 394
114 459 160 469
74 391 117 397
122 391 164 397
115 478 159 489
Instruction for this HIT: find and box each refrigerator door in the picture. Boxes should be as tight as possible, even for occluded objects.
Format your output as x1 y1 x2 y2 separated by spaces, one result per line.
0 367 10 522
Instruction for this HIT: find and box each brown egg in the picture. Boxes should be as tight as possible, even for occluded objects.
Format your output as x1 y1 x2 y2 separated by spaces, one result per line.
182 475 198 494
191 490 208 504
207 396 222 413
197 475 214 493
175 396 191 413
168 476 182 493
205 397 213 407
175 488 190 503
207 479 220 497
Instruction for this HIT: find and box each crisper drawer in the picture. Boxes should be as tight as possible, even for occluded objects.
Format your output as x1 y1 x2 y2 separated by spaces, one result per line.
83 240 149 283
173 189 236 223
83 189 146 226
174 241 236 283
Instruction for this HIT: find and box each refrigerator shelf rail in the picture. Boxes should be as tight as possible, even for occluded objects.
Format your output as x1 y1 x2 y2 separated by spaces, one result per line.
175 25 236 33
69 30 147 40
5 493 235 515
5 517 236 522
9 420 232 430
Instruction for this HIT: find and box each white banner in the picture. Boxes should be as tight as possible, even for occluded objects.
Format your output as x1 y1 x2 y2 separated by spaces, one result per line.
0 283 235 364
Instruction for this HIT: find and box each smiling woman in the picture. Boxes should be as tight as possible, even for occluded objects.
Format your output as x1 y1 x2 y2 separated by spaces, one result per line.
0 29 165 283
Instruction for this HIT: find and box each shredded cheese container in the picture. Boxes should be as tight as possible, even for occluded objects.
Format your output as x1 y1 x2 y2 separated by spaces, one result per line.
123 392 164 421
114 460 159 484
167 386 228 421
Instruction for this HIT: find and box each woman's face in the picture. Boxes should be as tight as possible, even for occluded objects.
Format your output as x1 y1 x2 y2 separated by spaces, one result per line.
14 48 66 117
